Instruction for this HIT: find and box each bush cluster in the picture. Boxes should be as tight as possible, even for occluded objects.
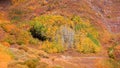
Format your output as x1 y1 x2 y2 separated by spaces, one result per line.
72 16 101 53
29 15 101 53
1 23 38 45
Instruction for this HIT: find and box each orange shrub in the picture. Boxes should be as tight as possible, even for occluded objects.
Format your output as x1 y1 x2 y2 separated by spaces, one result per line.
0 44 13 68
1 24 16 33
1 42 10 47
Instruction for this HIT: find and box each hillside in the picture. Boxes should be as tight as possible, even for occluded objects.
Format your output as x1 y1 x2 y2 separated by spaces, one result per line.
0 0 120 68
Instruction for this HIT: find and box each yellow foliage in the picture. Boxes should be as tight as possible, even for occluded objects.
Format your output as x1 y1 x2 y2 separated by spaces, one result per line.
42 41 64 53
72 16 101 53
30 15 101 53
75 36 101 53
31 15 74 39
1 23 16 33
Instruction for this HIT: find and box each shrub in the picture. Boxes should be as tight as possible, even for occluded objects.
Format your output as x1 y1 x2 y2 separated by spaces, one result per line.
30 15 73 39
24 59 39 68
108 43 118 59
29 15 74 49
30 15 101 53
75 24 87 31
72 16 101 53
3 26 32 45
8 64 28 68
0 44 14 58
0 44 13 68
1 23 16 33
4 35 16 44
42 41 65 53
87 33 100 46
29 38 39 45
75 37 101 53
108 47 115 59
30 22 47 41
1 22 39 45
15 30 31 45
1 42 11 47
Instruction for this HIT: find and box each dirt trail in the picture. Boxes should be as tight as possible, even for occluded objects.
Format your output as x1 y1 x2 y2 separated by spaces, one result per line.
41 50 108 68
40 55 107 68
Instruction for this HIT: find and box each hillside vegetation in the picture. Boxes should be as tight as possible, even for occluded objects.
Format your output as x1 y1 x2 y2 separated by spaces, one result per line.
0 0 120 68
